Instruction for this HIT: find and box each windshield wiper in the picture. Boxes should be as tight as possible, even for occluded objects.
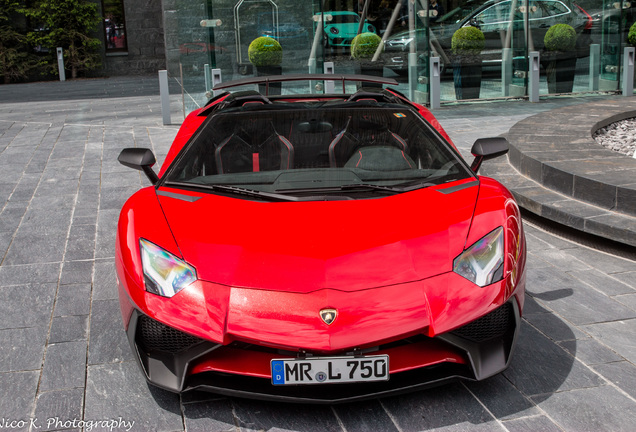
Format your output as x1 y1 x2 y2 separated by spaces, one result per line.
339 183 432 192
164 181 299 202
276 182 433 194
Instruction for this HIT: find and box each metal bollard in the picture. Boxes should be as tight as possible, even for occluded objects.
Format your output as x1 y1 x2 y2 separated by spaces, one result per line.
501 48 512 96
204 64 212 95
308 58 317 93
212 68 222 97
324 62 335 94
429 57 441 109
623 47 634 97
528 51 540 103
589 44 600 91
159 70 171 125
408 52 417 100
56 47 66 82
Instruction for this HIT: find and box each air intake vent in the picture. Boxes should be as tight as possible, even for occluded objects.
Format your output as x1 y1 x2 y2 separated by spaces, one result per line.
451 303 513 343
137 315 203 353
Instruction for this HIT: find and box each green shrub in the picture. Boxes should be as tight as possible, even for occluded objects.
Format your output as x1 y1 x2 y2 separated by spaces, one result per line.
544 24 576 52
248 37 282 67
23 0 102 79
629 22 636 46
451 26 485 55
351 32 382 59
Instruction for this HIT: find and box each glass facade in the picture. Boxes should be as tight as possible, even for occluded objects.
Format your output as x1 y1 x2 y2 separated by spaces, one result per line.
171 0 636 113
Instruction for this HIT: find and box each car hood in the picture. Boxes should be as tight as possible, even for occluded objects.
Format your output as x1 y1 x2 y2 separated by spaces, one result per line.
157 181 479 293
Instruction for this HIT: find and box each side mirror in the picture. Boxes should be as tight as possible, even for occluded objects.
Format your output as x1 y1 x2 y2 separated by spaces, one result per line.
470 137 509 173
118 148 159 185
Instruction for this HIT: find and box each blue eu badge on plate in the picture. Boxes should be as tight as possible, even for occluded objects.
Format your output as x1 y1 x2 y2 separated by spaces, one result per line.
271 360 285 384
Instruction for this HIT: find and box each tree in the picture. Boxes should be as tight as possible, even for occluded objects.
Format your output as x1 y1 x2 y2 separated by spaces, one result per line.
0 0 38 84
23 0 102 79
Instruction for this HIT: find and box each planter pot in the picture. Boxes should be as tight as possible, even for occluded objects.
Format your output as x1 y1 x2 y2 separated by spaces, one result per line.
543 53 576 94
255 65 282 95
451 56 482 100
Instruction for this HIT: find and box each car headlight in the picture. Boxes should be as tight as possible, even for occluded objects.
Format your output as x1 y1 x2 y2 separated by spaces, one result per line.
139 239 197 297
367 25 375 32
453 227 504 287
330 26 339 34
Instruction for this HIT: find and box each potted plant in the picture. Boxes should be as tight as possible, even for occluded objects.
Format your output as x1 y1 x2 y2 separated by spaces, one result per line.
629 22 636 47
351 32 384 88
248 36 283 95
542 23 577 94
450 26 485 100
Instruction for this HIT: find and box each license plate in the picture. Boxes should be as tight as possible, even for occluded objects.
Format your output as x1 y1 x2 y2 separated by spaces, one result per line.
271 355 389 385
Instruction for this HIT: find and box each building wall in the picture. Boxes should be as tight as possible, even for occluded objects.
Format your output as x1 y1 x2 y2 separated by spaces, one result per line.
99 0 167 76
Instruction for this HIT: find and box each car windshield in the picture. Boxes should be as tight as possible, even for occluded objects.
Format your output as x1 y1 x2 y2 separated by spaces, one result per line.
163 103 472 200
330 13 359 24
437 0 489 24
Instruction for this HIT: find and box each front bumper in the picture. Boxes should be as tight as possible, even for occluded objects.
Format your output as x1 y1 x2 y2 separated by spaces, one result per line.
125 299 521 403
326 37 354 47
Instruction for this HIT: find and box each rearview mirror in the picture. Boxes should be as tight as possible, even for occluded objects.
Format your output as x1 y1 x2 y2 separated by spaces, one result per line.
118 148 159 184
470 137 509 173
297 120 333 133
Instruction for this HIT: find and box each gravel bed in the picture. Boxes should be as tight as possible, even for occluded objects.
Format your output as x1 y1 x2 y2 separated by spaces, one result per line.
593 118 636 157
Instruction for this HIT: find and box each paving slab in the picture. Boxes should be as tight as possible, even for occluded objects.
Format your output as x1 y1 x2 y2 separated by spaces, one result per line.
0 326 47 372
332 400 400 432
531 386 636 432
582 319 636 364
558 338 624 366
0 371 39 430
592 361 636 400
49 315 89 343
85 362 183 432
33 388 84 432
39 342 87 391
501 415 563 432
566 268 636 296
0 283 56 330
231 399 342 432
181 398 237 432
504 322 604 397
87 299 134 365
380 383 503 431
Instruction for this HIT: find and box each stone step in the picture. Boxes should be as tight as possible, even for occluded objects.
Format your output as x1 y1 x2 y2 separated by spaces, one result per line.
481 154 636 248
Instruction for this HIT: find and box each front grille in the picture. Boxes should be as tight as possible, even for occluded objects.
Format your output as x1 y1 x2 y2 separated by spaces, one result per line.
229 334 429 357
451 303 513 343
137 315 204 353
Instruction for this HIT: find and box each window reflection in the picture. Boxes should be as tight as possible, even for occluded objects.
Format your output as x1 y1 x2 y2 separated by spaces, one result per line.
173 0 634 110
102 0 127 52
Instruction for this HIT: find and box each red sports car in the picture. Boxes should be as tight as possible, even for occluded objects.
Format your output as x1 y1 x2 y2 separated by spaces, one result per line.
116 74 526 403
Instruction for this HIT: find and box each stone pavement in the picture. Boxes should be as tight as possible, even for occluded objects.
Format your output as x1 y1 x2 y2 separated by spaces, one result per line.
0 77 635 432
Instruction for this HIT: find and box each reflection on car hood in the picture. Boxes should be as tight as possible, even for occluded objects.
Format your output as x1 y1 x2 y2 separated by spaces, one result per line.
157 180 479 292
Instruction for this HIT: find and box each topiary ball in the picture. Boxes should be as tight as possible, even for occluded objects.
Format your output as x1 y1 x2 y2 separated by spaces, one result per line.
351 32 383 59
629 22 636 46
248 36 283 67
544 24 577 52
451 26 485 55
